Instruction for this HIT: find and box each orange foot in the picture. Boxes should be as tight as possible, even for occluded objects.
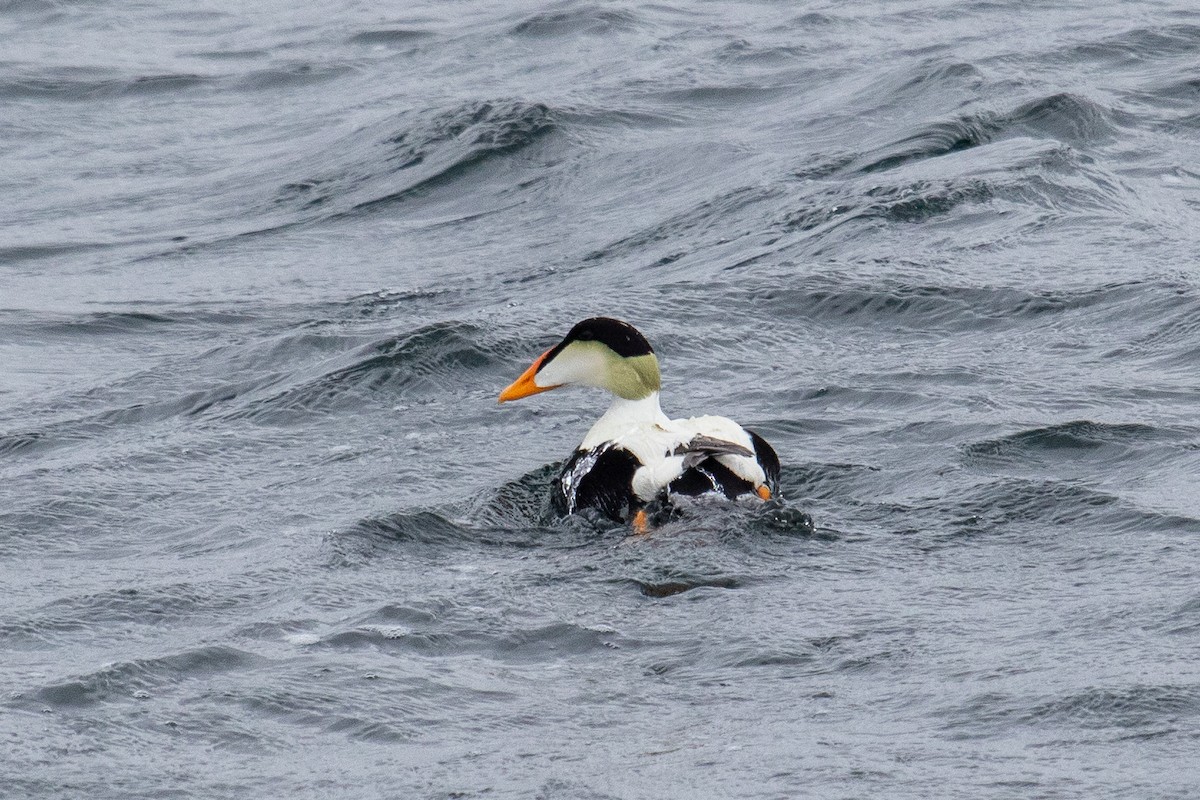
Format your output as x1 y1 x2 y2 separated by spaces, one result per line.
632 509 650 535
756 485 772 500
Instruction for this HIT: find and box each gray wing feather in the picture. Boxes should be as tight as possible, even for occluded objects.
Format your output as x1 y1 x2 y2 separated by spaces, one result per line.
672 435 754 470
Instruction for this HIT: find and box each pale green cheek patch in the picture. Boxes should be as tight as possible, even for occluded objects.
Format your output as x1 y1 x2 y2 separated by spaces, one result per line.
609 353 661 399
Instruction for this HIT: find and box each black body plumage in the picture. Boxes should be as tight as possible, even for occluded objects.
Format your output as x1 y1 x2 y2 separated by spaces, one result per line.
551 445 642 521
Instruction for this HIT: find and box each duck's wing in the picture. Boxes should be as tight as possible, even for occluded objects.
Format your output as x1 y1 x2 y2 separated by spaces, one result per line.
672 435 754 470
664 416 779 500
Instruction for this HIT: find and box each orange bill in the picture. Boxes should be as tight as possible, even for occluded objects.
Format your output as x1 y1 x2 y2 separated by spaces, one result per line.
756 485 772 500
498 348 561 402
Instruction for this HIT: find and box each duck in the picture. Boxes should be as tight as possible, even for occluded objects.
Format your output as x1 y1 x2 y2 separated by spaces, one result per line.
498 317 780 533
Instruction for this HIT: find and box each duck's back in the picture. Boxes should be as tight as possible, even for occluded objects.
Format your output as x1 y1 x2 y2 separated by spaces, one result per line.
552 415 780 523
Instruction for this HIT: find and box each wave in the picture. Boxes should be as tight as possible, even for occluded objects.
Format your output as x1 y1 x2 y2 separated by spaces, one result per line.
953 478 1118 530
928 475 1200 540
649 84 795 107
552 82 1142 271
0 68 213 101
786 462 884 501
1034 684 1200 728
271 99 558 220
739 276 1163 332
212 676 445 744
0 241 121 264
509 4 638 37
343 510 477 548
1061 23 1200 66
744 89 1134 249
229 321 496 422
17 645 262 709
583 184 782 263
0 60 357 103
63 96 562 263
854 92 1120 176
1 579 274 649
958 422 1200 509
1120 295 1200 365
0 371 286 459
856 117 1002 175
962 420 1178 462
317 614 624 663
943 683 1200 734
469 462 564 529
1163 594 1200 635
0 319 502 461
0 307 257 340
346 28 433 47
232 63 354 92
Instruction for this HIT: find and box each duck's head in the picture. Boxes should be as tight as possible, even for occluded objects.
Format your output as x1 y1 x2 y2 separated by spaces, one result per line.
499 317 661 403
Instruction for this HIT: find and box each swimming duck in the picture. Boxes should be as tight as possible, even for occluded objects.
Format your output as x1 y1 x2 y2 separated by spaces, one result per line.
499 317 780 532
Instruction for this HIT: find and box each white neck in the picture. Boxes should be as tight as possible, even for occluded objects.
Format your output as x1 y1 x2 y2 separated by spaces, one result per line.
581 391 668 449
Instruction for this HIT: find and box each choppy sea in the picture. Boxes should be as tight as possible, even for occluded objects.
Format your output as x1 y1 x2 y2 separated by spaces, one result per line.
3 1 1200 797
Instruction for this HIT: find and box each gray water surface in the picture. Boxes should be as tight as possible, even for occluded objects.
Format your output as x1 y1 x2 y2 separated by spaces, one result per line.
3 1 1200 797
